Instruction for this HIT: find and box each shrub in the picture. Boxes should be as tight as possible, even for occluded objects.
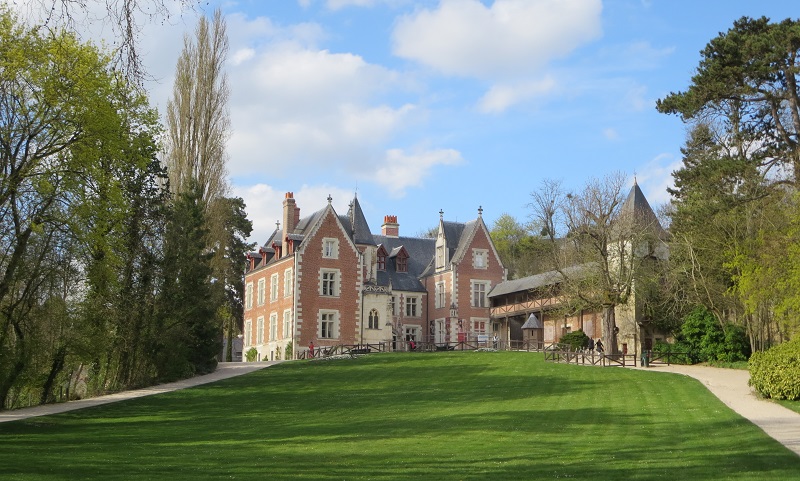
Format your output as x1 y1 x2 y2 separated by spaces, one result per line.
245 347 258 363
285 342 293 360
558 330 590 351
678 307 750 362
749 338 800 400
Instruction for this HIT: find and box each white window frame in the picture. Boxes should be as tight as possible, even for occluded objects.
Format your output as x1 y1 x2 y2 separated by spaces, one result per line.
257 278 266 306
320 269 340 297
245 282 253 310
473 249 488 269
435 282 445 309
270 274 279 301
257 316 264 344
405 296 419 317
270 313 278 341
284 268 293 298
472 281 489 308
319 310 338 339
322 237 339 259
283 309 292 339
244 319 252 346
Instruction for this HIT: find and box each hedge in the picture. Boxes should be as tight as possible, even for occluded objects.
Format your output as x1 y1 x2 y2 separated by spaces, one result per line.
748 337 800 400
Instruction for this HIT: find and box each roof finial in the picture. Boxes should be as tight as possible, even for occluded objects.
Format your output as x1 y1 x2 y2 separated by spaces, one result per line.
327 194 332 204
439 209 444 220
633 172 638 186
478 205 483 217
276 220 281 230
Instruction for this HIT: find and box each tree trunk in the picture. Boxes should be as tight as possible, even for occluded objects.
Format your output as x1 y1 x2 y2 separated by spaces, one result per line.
40 346 67 405
602 304 619 355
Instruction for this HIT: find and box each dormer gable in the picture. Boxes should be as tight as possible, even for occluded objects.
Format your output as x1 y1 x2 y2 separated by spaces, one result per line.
376 244 388 271
389 245 409 273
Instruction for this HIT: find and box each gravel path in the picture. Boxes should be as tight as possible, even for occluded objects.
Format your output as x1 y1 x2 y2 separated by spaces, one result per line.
0 361 278 424
634 363 800 457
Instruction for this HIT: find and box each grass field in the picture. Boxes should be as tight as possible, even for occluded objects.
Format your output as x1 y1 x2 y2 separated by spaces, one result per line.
2 352 799 480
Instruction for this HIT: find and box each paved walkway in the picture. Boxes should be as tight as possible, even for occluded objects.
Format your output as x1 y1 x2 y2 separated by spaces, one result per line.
0 361 278 424
635 363 800 457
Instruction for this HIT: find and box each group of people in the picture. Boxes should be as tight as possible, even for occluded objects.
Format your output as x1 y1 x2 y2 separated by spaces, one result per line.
586 337 604 353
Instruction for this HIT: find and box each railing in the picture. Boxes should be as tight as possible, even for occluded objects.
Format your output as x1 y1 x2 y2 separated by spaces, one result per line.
544 346 638 367
646 349 695 366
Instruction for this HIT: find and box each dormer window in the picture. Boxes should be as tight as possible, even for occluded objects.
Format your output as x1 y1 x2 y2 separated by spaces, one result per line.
397 253 408 273
376 245 387 271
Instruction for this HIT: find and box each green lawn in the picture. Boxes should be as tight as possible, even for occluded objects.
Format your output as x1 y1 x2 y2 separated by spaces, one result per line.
1 352 798 480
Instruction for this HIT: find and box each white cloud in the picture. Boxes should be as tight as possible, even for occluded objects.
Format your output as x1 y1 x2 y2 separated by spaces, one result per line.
635 153 681 206
392 0 602 80
603 128 620 141
226 39 421 179
372 148 464 197
477 76 557 113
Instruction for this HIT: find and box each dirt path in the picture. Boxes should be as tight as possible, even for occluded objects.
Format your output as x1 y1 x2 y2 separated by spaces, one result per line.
0 361 278 424
635 363 800 457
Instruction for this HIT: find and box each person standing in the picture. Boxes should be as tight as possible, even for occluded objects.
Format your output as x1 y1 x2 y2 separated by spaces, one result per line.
309 341 315 358
595 339 604 354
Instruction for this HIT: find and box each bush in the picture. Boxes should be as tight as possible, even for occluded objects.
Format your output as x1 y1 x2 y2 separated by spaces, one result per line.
749 338 800 400
558 330 591 351
285 342 293 360
678 307 750 362
245 347 258 363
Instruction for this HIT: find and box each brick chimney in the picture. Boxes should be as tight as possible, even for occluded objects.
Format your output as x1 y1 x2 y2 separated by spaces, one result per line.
382 215 399 237
282 192 300 256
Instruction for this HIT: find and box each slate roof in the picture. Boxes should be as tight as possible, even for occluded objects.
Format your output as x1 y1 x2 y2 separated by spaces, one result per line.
521 313 543 329
371 234 436 292
618 181 666 238
488 264 592 298
347 196 375 246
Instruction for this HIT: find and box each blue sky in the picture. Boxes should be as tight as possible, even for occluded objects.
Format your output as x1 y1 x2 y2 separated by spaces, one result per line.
33 1 800 243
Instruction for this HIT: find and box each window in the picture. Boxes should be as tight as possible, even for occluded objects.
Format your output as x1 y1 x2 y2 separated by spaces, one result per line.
244 320 252 346
389 296 396 316
320 311 337 339
406 296 418 317
435 282 445 309
284 268 293 297
474 320 486 336
321 269 339 296
257 317 264 344
436 245 445 269
473 249 488 269
472 281 488 308
245 282 253 310
270 274 279 301
257 279 266 306
323 238 339 259
270 313 278 341
377 254 386 271
368 309 379 329
283 310 292 338
397 254 408 273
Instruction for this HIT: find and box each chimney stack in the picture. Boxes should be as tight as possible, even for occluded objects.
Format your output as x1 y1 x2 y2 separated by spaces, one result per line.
282 193 300 257
382 215 399 237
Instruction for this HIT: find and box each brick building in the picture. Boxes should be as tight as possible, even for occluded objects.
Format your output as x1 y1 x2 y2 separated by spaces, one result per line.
242 193 506 361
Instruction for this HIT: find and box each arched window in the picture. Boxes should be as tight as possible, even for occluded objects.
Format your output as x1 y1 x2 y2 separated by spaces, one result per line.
369 309 379 329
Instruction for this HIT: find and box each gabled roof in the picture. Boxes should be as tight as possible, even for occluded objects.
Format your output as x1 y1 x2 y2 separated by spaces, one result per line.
450 219 479 264
522 313 543 329
372 234 435 293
